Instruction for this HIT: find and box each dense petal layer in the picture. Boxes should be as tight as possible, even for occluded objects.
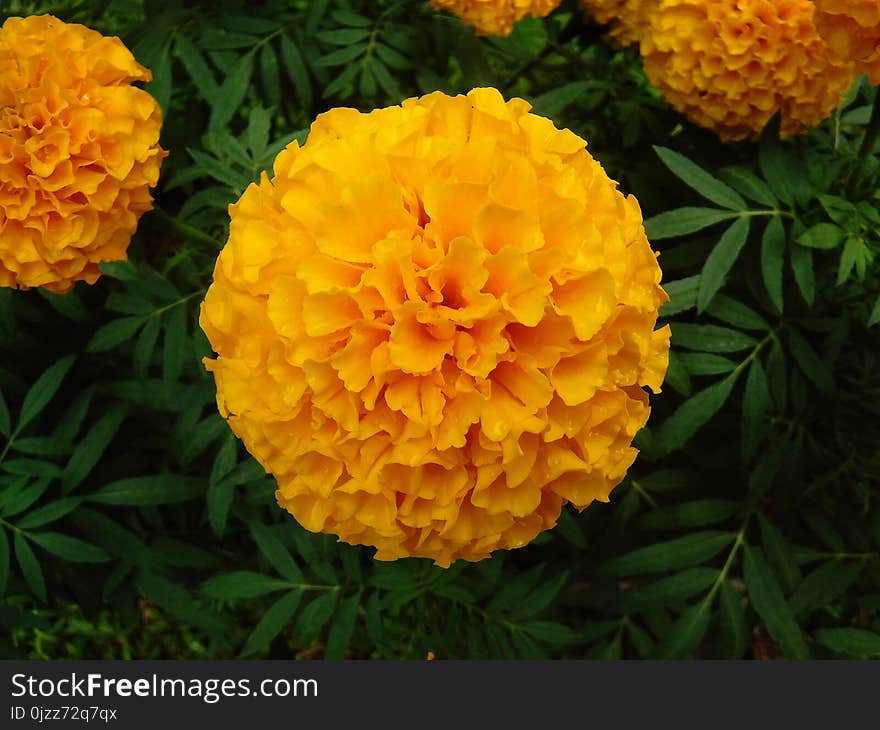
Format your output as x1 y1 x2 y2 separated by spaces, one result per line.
432 0 561 36
200 88 670 566
0 14 165 292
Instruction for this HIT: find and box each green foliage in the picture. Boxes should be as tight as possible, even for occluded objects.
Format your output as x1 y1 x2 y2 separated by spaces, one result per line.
1 0 879 660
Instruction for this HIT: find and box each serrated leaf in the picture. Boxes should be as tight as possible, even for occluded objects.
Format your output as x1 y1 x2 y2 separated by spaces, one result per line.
741 359 771 463
29 531 109 562
659 376 738 453
209 53 254 131
638 500 740 531
790 244 815 306
520 621 576 645
761 216 785 313
89 475 205 506
644 208 737 240
18 356 75 433
14 532 45 601
719 167 777 207
698 217 751 311
325 593 360 659
532 81 590 117
17 498 82 530
798 223 845 250
678 353 737 376
758 133 794 206
250 524 304 584
655 147 747 210
814 628 880 658
280 35 312 110
87 317 145 353
651 600 712 658
298 592 338 642
2 459 62 479
174 33 219 103
63 405 127 493
869 292 880 327
717 580 747 658
789 561 863 618
318 28 371 45
202 571 292 600
162 303 187 384
660 275 700 317
672 324 758 353
787 329 833 393
758 515 801 595
743 544 810 659
606 531 734 576
512 571 569 619
316 44 367 68
619 567 718 612
705 294 769 331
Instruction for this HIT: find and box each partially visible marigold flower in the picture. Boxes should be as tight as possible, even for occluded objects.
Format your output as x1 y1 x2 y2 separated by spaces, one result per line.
640 0 856 141
431 0 560 36
812 0 880 84
0 15 165 292
579 0 657 47
200 88 670 567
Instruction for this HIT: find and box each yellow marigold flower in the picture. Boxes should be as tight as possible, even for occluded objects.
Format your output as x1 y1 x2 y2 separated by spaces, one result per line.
640 0 856 141
0 15 165 292
200 88 670 567
431 0 561 36
579 0 656 47
812 0 880 85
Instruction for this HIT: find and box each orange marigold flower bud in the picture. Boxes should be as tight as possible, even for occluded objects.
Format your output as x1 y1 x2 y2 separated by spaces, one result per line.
640 0 856 141
431 0 560 36
200 88 670 567
0 15 166 292
812 0 880 85
579 0 656 48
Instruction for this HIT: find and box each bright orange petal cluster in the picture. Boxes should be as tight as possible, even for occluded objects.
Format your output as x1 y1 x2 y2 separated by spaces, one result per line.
640 0 855 141
0 15 165 292
580 0 656 47
812 0 880 84
431 0 561 36
200 88 669 567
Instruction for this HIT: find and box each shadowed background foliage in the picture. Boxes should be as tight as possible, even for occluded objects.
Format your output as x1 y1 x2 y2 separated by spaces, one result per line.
1 0 879 659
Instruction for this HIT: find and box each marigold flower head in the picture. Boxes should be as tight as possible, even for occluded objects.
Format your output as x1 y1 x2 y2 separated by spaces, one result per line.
200 88 670 567
640 0 856 141
811 0 880 84
431 0 561 36
579 0 657 47
0 15 165 292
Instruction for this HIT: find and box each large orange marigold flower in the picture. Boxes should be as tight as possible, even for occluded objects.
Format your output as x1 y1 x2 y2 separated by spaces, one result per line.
811 0 880 84
580 0 657 47
431 0 561 36
200 88 670 567
0 15 165 292
640 0 856 141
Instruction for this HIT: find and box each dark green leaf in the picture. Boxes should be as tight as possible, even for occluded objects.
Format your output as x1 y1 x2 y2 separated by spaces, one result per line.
741 359 771 463
789 561 863 618
250 524 304 583
89 475 205 506
638 500 740 530
814 628 880 658
14 532 45 601
325 593 360 659
651 600 712 658
63 405 127 492
717 580 748 659
659 376 738 452
743 544 810 659
606 531 735 576
202 571 292 600
297 592 338 641
672 324 758 353
644 208 737 240
17 498 82 530
29 531 109 562
18 356 75 432
760 216 785 313
619 567 718 612
655 147 747 210
209 54 254 131
798 223 845 250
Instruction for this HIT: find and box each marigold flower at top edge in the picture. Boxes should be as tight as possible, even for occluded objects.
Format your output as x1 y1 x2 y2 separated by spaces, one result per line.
811 0 880 85
0 15 166 292
431 0 561 36
640 0 856 141
579 0 658 48
199 88 670 567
